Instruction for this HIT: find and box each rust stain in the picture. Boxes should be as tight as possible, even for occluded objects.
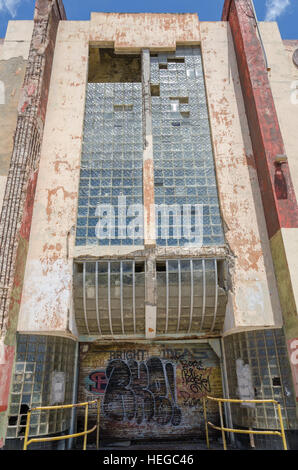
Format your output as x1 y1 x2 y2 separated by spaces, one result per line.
42 242 62 252
53 159 74 173
246 152 257 170
46 186 77 222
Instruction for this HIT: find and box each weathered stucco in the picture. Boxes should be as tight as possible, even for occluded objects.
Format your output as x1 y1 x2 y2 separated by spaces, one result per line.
90 13 201 52
18 16 201 336
0 1 66 446
261 26 298 339
17 15 284 337
0 21 33 213
200 22 282 334
18 21 89 334
222 0 298 408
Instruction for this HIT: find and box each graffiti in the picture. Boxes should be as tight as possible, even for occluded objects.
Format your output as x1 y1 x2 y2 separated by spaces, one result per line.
102 357 182 426
287 339 298 401
180 359 212 396
160 348 209 361
87 370 108 395
180 390 202 409
106 350 146 361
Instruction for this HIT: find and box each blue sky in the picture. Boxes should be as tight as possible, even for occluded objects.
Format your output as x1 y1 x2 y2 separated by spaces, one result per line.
0 1 297 40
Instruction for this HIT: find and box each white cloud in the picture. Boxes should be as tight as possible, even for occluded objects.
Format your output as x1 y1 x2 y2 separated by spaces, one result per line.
265 0 291 21
0 0 22 18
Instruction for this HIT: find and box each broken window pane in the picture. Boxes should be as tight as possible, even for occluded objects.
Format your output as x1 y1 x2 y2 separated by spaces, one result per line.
151 47 224 246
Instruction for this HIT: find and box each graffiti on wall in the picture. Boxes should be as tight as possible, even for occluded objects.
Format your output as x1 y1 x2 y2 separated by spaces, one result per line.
180 358 212 395
287 338 298 401
88 357 182 425
80 343 222 436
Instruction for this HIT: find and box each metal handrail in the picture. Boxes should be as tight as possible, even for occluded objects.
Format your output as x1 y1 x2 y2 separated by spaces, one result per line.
23 399 100 450
203 395 287 450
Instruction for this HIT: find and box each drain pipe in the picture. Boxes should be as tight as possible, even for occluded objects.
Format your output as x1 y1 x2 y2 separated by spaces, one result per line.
67 341 79 450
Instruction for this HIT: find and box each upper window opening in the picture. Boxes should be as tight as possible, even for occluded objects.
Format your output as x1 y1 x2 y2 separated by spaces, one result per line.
88 48 141 83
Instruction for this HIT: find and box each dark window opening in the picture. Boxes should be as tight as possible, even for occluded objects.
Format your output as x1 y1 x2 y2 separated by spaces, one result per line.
217 260 226 290
135 261 145 273
272 377 281 387
167 57 185 63
156 262 166 272
180 111 190 118
155 178 164 187
88 48 141 83
150 84 160 96
169 97 189 104
113 104 134 112
8 415 18 426
18 404 29 436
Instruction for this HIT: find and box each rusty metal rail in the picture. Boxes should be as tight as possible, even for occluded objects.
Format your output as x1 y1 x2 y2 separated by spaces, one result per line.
203 396 287 450
23 399 100 450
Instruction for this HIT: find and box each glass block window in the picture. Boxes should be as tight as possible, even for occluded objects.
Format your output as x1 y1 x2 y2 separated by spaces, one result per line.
151 47 224 246
76 82 144 246
156 258 227 335
73 260 145 336
7 335 76 439
224 329 298 432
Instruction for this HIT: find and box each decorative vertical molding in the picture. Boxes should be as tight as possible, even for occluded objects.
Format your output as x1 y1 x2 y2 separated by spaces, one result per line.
141 49 157 339
222 0 298 238
222 0 298 406
0 0 66 445
142 49 156 247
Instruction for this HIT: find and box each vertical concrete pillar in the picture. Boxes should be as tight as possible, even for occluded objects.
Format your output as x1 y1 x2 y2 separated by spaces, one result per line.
145 253 157 339
142 49 156 247
141 49 157 338
222 0 298 408
0 0 66 447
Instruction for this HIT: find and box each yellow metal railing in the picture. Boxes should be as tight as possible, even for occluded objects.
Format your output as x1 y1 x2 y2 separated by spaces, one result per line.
202 396 287 451
23 399 100 450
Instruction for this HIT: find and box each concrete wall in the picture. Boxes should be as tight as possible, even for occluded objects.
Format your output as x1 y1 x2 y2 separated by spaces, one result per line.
200 22 282 334
17 14 201 336
259 23 298 399
0 21 33 213
17 21 90 335
17 14 283 338
260 24 298 321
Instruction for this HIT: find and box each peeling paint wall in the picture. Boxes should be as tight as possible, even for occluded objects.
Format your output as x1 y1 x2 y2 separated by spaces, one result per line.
17 15 202 336
200 22 282 333
0 21 33 213
0 1 66 446
260 24 298 337
222 0 298 412
17 21 89 334
89 13 201 52
17 15 283 338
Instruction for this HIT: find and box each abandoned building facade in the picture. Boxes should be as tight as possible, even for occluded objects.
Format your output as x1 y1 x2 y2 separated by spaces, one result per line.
0 0 298 450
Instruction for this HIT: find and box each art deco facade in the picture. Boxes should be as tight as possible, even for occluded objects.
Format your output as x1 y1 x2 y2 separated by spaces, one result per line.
0 0 298 449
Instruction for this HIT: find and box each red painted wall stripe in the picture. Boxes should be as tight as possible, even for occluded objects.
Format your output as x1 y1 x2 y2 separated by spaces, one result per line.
0 345 14 413
222 0 298 239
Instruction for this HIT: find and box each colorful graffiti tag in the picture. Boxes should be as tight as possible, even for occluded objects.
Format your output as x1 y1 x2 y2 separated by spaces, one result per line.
85 370 107 395
88 357 182 425
79 343 222 438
